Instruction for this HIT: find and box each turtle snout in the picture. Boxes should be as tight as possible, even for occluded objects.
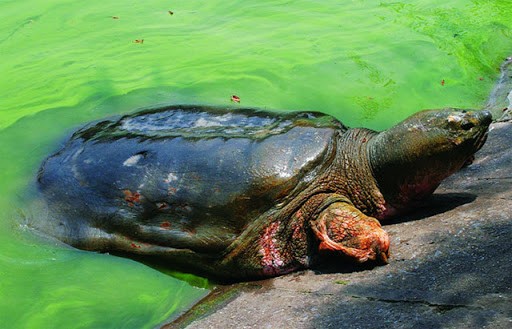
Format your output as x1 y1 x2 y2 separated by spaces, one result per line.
466 110 492 128
477 110 493 126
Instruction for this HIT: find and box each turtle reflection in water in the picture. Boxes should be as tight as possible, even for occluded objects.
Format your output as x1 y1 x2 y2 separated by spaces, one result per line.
37 105 491 280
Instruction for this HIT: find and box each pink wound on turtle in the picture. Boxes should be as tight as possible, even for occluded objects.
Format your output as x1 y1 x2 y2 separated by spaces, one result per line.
259 221 285 275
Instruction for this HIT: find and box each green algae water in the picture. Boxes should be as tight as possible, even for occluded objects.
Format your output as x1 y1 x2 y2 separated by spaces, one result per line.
0 0 511 328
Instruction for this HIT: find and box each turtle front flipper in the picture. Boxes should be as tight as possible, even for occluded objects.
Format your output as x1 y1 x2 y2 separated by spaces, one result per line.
311 201 390 263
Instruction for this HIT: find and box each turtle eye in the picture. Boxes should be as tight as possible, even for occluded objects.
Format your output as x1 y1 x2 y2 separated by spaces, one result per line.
447 114 474 131
461 121 474 130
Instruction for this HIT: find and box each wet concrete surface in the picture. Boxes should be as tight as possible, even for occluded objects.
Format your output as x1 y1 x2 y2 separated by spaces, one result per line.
164 120 511 329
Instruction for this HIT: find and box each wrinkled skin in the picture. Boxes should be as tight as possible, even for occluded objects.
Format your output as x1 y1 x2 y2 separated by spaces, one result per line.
37 106 491 280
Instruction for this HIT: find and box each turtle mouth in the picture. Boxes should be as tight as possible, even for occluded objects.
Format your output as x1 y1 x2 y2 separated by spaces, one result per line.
474 128 489 152
461 120 489 163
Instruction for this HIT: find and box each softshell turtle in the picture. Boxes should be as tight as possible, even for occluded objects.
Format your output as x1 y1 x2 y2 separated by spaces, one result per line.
37 106 491 279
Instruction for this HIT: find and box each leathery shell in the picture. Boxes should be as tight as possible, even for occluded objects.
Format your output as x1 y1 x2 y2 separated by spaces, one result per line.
38 105 345 252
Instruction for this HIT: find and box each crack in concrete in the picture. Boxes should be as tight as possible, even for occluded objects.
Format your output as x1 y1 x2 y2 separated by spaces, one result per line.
271 286 335 296
349 295 484 314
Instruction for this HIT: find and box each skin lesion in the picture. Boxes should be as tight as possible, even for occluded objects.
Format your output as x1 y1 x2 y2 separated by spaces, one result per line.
259 221 285 275
122 190 141 207
254 219 307 276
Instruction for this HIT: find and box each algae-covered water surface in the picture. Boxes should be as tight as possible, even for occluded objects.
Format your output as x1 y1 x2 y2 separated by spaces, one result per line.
0 0 511 328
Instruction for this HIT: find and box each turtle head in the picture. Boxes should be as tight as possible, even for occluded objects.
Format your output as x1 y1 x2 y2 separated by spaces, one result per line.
369 108 492 216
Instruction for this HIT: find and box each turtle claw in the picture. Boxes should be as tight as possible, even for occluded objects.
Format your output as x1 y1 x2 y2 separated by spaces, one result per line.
379 251 389 265
311 202 390 264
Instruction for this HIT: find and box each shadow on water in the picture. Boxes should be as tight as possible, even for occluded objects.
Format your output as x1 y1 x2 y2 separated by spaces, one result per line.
111 252 217 287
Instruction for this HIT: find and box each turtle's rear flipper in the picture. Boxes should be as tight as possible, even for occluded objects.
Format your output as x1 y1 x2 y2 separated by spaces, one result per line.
310 201 389 263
